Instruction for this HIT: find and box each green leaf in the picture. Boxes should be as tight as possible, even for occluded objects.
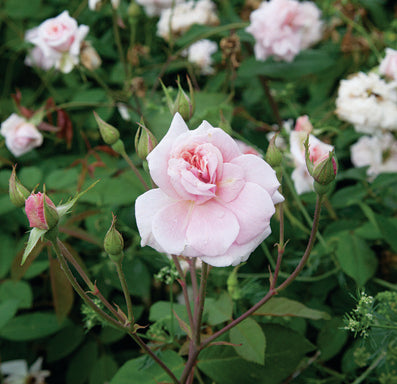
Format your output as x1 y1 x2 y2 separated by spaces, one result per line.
238 50 335 80
21 228 47 265
254 297 331 320
317 318 348 361
47 325 85 362
198 324 315 384
110 350 184 384
0 280 33 309
204 291 233 326
66 341 98 384
45 168 80 190
0 235 17 279
89 355 118 384
19 166 43 189
0 313 66 341
335 232 378 286
5 0 41 18
229 317 266 365
0 300 19 330
376 215 397 253
330 185 367 209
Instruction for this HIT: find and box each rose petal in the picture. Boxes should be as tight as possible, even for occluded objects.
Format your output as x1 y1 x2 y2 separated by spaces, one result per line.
225 182 274 244
147 113 189 198
217 163 245 202
231 154 280 198
152 200 195 255
186 200 239 257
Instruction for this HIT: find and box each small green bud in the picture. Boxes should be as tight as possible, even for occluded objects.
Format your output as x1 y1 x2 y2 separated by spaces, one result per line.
134 120 158 160
128 2 141 18
265 134 283 167
94 112 120 145
312 152 337 186
104 214 124 262
111 139 126 156
9 166 30 207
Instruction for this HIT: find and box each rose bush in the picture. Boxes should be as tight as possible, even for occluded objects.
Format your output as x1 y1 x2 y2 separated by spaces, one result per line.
0 114 43 157
135 113 283 267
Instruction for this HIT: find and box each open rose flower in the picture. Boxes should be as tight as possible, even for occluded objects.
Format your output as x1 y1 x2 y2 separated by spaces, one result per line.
246 0 323 62
1 114 43 157
135 113 283 267
290 116 334 194
25 11 89 73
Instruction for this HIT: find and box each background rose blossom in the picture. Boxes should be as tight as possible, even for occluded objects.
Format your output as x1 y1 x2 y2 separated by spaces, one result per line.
135 113 283 267
1 114 43 157
246 0 323 62
25 11 89 73
184 39 218 75
136 0 185 16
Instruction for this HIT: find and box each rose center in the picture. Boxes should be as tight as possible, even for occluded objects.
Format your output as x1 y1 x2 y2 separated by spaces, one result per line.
181 148 210 183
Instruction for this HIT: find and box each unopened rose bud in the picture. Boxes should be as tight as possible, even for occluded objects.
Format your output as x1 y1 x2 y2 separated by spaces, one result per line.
172 77 195 121
94 112 120 145
312 152 337 185
104 214 124 262
128 2 141 18
265 134 283 167
134 121 158 160
9 166 30 207
25 192 59 230
295 115 313 133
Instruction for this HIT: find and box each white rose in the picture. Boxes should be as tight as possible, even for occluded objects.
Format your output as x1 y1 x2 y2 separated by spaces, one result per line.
1 114 43 157
184 39 218 75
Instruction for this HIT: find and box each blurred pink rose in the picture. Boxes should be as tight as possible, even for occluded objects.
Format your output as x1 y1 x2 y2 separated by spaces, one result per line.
379 48 397 81
235 140 262 157
25 193 57 230
246 0 323 62
1 114 43 157
135 113 283 267
25 11 89 73
290 117 333 194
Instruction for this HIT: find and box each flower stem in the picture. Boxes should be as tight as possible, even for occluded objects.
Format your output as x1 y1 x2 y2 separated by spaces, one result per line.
259 76 283 129
114 260 135 324
120 149 150 191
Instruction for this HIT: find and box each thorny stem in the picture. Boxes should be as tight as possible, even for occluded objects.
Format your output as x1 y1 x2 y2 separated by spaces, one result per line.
57 241 125 323
195 263 209 346
114 260 135 325
172 255 195 330
271 184 284 289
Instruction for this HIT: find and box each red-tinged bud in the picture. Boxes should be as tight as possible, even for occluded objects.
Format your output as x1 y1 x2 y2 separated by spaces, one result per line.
9 166 30 208
265 134 283 167
104 214 124 262
295 115 313 133
94 112 120 145
312 153 337 185
134 121 158 160
25 192 59 230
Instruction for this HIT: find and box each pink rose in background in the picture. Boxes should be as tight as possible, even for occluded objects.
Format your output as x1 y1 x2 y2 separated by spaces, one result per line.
235 140 262 157
1 114 43 157
379 48 397 81
246 0 323 62
25 193 57 230
25 11 89 73
290 117 333 194
135 113 283 267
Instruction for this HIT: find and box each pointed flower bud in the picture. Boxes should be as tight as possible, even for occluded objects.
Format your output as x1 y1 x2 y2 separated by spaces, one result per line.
9 166 30 208
134 121 158 160
104 214 124 262
25 192 59 230
266 134 283 167
94 112 120 145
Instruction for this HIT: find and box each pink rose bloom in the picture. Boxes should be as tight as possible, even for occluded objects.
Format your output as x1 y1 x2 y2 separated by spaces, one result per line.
25 193 57 230
290 117 333 194
246 0 323 62
235 140 262 157
135 113 283 267
25 11 89 73
1 114 43 157
379 48 397 81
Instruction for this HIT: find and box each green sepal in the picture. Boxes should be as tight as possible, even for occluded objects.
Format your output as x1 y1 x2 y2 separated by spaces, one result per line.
21 227 47 265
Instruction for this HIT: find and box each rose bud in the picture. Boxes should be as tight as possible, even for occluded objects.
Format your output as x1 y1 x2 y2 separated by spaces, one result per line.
134 122 158 160
104 214 124 262
94 112 120 145
265 134 283 168
172 77 195 121
9 166 30 208
25 192 59 230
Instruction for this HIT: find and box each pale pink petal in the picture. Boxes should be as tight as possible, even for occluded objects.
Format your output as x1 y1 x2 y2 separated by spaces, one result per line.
135 188 176 252
272 190 284 205
225 182 274 244
147 113 189 198
217 163 245 202
231 154 280 197
152 200 194 254
291 166 313 194
199 227 272 267
186 200 239 257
